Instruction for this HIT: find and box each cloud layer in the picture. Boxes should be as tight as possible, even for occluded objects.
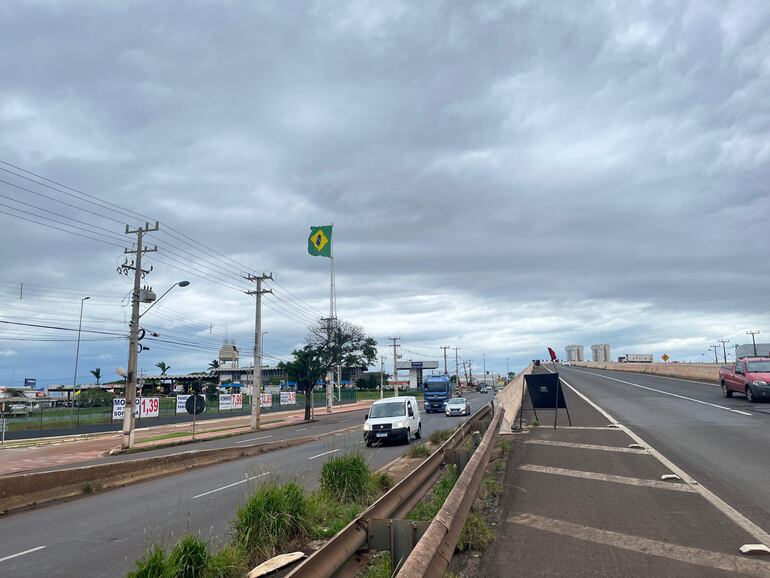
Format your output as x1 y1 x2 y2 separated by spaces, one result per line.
0 1 769 383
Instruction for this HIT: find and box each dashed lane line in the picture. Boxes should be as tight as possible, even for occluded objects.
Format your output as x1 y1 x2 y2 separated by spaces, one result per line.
308 448 341 460
518 464 696 492
0 546 47 564
508 513 770 577
558 375 770 546
191 472 271 499
524 439 647 454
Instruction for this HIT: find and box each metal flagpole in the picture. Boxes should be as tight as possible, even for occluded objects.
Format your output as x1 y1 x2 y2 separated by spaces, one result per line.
327 225 336 414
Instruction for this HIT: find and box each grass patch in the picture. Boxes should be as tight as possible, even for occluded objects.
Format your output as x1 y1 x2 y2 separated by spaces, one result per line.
81 480 101 494
407 465 458 521
457 511 494 551
404 443 431 458
499 438 512 453
429 428 455 445
529 417 540 427
128 545 168 578
233 482 310 561
137 431 192 444
481 477 503 500
166 535 209 578
204 544 246 578
361 551 392 578
372 471 394 493
307 495 362 539
320 453 371 503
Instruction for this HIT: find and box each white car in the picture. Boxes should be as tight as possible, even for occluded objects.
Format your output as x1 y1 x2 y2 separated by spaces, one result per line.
363 396 422 446
445 397 471 416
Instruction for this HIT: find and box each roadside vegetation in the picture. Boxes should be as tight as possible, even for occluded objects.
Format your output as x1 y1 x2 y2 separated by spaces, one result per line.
127 453 393 578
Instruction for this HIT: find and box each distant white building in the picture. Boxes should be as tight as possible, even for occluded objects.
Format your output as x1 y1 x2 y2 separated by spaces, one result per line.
565 345 584 362
591 344 611 362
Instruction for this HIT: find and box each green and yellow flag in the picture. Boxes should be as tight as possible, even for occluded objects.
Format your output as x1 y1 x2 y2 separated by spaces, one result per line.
308 225 333 258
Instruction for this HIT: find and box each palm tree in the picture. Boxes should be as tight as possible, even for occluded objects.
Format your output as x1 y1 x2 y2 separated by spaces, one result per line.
156 361 170 376
90 367 101 385
208 359 220 371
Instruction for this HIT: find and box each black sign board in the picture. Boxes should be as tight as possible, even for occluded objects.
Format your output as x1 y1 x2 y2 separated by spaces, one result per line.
519 372 571 429
186 394 206 415
524 373 566 409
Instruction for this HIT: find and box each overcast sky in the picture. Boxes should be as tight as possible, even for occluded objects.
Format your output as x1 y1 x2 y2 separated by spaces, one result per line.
0 0 769 385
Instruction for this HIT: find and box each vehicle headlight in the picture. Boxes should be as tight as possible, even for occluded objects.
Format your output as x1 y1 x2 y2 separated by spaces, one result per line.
393 420 407 429
363 422 372 431
753 380 768 387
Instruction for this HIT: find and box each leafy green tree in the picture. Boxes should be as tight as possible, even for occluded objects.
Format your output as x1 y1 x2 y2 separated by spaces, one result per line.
90 367 102 385
156 361 170 376
283 319 377 420
208 359 220 371
78 388 113 407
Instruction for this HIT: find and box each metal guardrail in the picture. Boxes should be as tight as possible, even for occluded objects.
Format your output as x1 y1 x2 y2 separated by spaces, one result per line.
397 404 504 577
285 403 494 578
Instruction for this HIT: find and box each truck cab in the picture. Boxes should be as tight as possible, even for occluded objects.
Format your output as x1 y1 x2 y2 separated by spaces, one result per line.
423 375 451 413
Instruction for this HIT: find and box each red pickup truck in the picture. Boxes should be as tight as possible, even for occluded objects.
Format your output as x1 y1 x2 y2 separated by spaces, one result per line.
719 357 770 402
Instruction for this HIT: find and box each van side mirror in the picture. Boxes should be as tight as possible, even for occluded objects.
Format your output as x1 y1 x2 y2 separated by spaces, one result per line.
365 413 368 420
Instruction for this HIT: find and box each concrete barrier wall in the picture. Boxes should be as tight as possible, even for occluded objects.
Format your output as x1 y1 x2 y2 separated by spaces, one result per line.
495 365 531 433
574 362 722 383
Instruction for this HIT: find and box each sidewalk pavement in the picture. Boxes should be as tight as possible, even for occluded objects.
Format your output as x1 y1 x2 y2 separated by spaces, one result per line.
479 369 770 577
0 400 373 477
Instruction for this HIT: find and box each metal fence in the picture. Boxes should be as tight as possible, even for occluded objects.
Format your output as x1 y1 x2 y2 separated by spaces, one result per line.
1 389 358 434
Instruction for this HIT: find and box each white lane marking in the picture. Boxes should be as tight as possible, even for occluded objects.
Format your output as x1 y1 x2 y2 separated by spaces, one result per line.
296 428 308 432
0 546 47 563
518 464 696 492
559 375 770 546
508 513 770 577
192 472 270 499
578 370 752 416
337 418 354 423
308 448 341 460
234 435 273 445
524 439 647 454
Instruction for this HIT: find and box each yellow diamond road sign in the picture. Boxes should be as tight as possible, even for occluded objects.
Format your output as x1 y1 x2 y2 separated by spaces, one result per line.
313 230 329 252
662 354 670 362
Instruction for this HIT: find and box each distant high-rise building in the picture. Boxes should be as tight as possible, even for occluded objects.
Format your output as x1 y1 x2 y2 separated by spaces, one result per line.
565 345 584 362
591 344 611 362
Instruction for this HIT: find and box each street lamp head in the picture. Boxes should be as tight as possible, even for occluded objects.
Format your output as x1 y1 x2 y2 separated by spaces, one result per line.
83 296 90 301
178 281 190 287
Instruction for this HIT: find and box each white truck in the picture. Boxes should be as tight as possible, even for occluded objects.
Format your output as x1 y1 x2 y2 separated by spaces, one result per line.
622 354 653 363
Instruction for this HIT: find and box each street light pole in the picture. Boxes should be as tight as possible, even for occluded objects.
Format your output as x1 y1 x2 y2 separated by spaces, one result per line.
718 338 730 364
69 296 90 427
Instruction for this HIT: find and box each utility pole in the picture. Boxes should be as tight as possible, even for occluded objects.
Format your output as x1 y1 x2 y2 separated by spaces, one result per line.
119 222 158 450
482 353 486 386
380 355 385 399
747 331 760 356
453 347 460 392
389 337 400 395
709 345 719 364
718 338 730 364
506 358 510 379
467 360 473 386
245 273 273 431
441 346 450 375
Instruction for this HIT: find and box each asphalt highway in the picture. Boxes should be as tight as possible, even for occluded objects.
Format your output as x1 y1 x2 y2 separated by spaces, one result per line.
557 366 770 535
0 391 489 577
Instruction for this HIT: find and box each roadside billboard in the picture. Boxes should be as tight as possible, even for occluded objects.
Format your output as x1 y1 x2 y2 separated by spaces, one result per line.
176 395 191 414
112 397 160 420
280 391 296 405
219 393 243 411
260 393 273 408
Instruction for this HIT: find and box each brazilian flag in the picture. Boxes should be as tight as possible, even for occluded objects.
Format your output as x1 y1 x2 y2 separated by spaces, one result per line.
308 225 333 258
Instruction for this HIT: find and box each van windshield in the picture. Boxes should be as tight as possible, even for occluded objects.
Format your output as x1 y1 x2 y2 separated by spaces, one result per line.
369 402 405 418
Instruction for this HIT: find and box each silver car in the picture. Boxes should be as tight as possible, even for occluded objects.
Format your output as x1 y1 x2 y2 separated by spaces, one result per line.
445 397 470 416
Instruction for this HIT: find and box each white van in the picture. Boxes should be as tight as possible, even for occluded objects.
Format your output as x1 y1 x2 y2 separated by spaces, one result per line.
363 396 422 446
